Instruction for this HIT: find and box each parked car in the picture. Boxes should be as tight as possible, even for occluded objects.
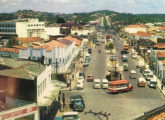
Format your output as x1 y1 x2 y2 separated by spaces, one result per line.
143 69 151 78
137 77 146 87
148 77 157 88
76 80 84 90
70 95 85 111
88 48 92 54
131 53 137 59
137 61 144 68
146 73 154 81
83 62 89 67
122 55 128 62
123 63 129 71
93 79 101 89
78 76 84 83
54 112 80 120
120 50 129 54
87 74 94 82
79 72 85 79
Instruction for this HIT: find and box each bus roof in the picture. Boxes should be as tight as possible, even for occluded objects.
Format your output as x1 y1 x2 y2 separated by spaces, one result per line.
109 80 129 85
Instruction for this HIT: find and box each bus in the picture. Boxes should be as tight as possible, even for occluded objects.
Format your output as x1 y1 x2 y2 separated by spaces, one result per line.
108 80 133 93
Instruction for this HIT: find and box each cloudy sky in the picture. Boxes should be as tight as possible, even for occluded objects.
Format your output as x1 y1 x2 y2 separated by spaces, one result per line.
0 0 165 14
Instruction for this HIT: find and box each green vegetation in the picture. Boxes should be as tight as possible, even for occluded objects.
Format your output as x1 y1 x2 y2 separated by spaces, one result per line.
105 42 114 53
111 13 165 25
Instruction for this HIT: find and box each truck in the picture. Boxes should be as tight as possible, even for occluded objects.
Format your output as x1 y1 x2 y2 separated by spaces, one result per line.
70 95 85 111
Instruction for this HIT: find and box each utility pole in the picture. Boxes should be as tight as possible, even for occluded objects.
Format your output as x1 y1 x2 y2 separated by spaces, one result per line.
85 110 111 120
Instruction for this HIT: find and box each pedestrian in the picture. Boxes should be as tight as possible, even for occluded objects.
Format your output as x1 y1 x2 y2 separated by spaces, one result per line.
62 93 65 109
161 84 164 90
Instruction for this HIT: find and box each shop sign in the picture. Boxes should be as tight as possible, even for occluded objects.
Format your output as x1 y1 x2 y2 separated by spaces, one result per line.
0 106 37 120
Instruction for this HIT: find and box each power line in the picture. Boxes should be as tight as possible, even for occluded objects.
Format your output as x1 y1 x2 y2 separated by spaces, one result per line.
85 110 111 120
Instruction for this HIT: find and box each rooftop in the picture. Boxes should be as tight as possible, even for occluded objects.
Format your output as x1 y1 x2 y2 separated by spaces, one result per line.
16 37 43 43
0 57 46 80
136 31 152 37
154 43 165 49
126 24 147 28
157 51 165 58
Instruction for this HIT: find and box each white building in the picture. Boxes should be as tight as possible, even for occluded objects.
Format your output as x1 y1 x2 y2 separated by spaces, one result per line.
0 18 48 40
71 27 95 36
125 25 147 34
18 36 82 74
0 57 60 120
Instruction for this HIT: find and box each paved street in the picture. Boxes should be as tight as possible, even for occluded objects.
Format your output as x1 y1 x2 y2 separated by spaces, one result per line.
64 37 165 120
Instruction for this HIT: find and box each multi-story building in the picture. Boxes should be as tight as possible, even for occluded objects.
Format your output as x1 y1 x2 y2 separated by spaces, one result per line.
0 18 48 40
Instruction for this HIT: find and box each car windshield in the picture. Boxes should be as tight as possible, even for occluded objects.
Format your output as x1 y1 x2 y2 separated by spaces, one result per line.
94 82 100 84
63 115 78 120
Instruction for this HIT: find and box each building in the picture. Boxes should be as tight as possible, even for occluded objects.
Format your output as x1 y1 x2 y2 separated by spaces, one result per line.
0 57 60 120
125 24 147 34
17 36 82 74
0 18 48 40
45 27 65 40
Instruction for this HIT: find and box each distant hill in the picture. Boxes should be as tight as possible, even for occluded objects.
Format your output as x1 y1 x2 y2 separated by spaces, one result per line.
0 10 116 25
1 9 165 25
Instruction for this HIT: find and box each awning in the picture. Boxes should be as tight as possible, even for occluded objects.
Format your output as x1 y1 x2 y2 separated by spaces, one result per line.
38 85 60 106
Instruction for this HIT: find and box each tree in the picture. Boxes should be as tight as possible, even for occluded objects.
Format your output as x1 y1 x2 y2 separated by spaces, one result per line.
105 42 114 54
56 16 65 23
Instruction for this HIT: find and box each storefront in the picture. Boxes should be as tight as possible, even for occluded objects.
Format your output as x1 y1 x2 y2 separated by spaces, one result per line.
0 103 38 120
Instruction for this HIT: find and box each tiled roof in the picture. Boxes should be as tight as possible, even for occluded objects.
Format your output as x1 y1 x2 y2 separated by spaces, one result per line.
16 37 43 43
0 48 19 53
42 40 66 51
161 27 165 30
157 51 165 58
161 60 165 65
136 31 152 37
154 43 165 49
126 24 147 28
64 36 81 46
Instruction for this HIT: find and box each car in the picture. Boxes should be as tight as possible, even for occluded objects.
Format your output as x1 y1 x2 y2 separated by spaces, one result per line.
76 80 84 90
79 72 85 78
110 55 117 61
137 61 144 68
123 63 129 71
88 48 92 54
78 76 84 82
101 79 108 89
137 77 146 87
83 62 89 67
70 95 85 112
93 79 101 89
87 74 94 82
122 55 128 62
131 53 137 59
54 112 80 120
120 50 129 54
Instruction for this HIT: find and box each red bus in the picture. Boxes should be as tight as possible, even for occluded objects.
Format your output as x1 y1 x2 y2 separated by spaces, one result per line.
108 80 133 93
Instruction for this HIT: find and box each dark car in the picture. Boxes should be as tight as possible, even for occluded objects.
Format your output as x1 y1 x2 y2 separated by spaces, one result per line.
79 72 85 78
120 50 129 54
88 48 92 54
70 95 85 111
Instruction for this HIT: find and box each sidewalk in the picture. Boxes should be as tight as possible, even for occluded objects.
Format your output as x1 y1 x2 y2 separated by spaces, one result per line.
134 49 165 96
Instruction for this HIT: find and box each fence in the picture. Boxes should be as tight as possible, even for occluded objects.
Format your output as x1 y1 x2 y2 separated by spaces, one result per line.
134 104 165 120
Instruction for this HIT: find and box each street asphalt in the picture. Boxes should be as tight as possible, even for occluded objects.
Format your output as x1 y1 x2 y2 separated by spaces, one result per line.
63 36 165 120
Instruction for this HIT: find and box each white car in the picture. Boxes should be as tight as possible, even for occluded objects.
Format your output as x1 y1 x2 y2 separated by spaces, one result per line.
78 76 84 82
93 79 101 89
131 53 137 59
76 80 84 90
62 112 80 120
101 79 108 89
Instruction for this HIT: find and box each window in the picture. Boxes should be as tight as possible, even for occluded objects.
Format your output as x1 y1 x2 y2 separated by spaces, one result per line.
38 86 40 96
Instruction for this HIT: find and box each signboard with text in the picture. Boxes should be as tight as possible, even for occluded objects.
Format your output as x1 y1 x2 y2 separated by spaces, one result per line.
0 106 37 120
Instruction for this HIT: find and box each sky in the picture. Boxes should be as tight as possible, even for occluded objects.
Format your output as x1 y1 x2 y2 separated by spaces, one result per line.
1 0 165 14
